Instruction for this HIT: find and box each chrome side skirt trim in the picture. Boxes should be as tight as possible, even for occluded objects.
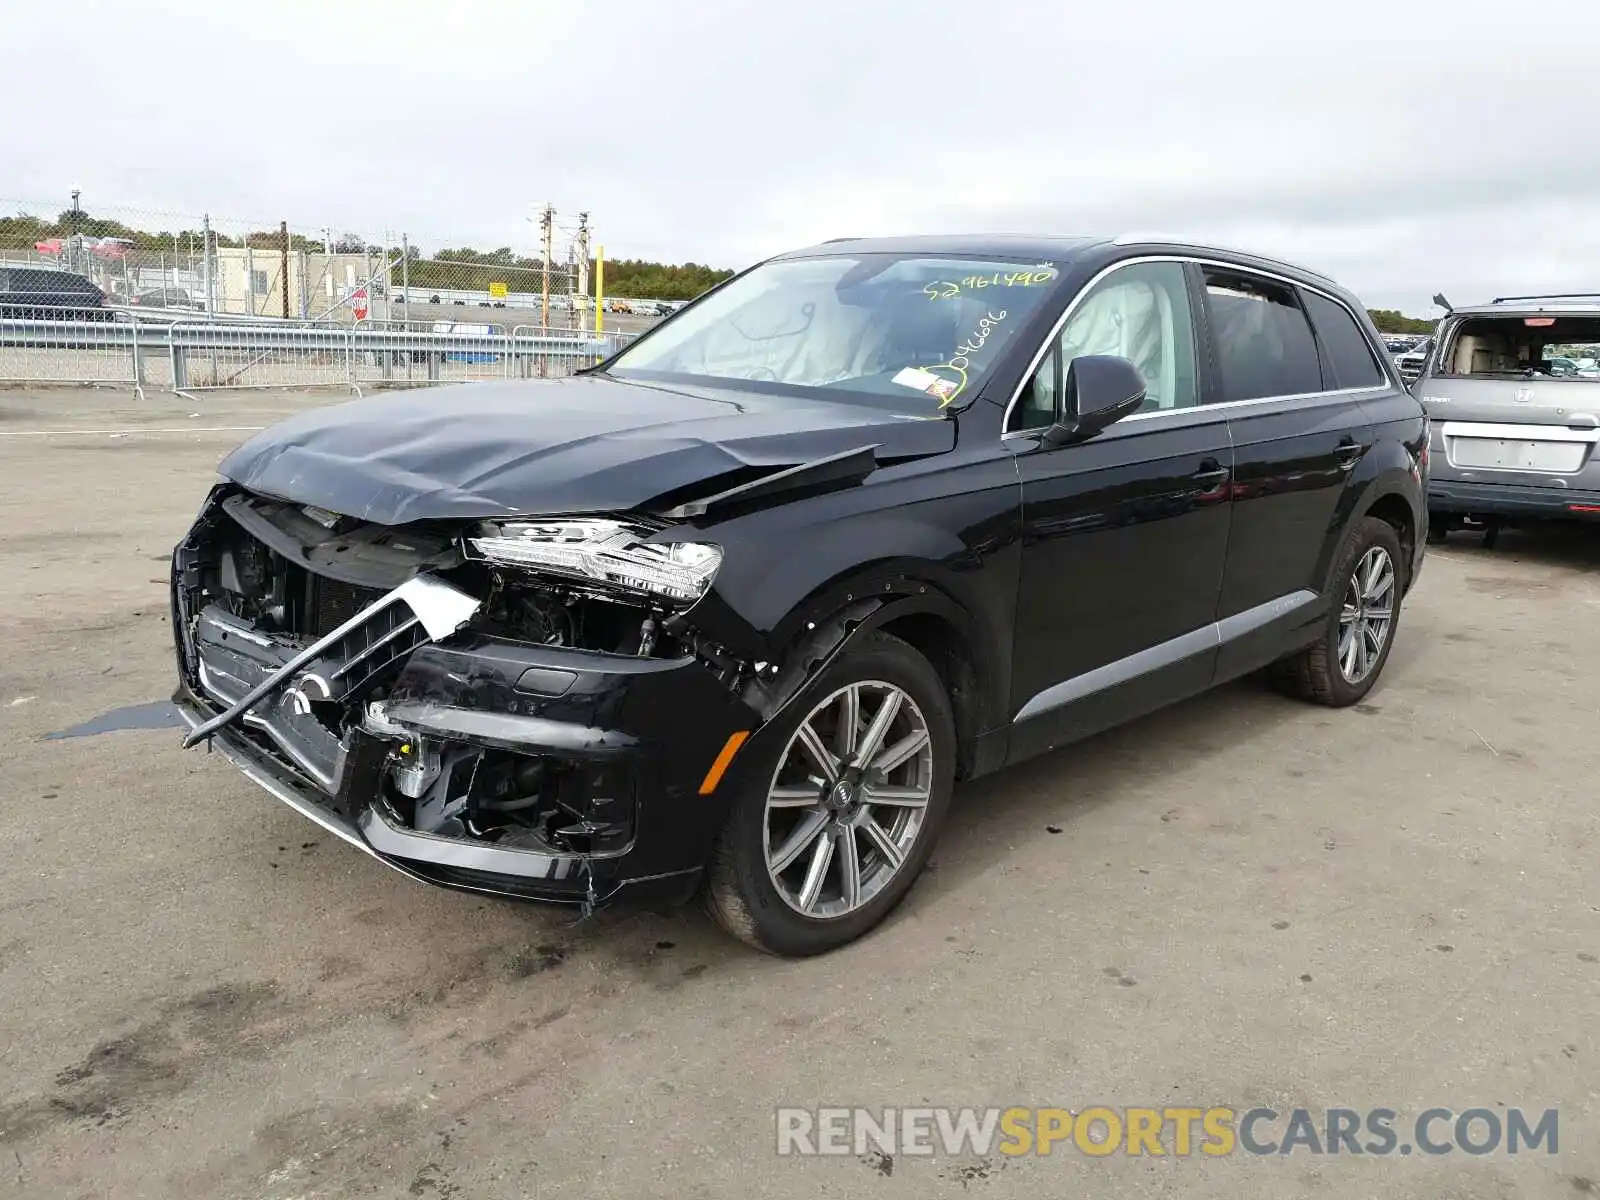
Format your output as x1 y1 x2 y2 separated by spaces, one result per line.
1014 590 1319 724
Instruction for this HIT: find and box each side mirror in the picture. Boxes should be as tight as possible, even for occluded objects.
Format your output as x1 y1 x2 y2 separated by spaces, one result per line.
1041 355 1147 447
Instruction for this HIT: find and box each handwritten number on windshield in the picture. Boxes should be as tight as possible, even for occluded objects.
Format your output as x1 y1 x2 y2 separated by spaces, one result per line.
923 270 1054 301
924 309 1009 408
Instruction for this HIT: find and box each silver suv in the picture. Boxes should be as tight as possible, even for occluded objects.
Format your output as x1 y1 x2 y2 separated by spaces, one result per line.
1411 293 1600 544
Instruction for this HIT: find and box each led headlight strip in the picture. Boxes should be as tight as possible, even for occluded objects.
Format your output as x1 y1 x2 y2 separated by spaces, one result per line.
466 519 722 603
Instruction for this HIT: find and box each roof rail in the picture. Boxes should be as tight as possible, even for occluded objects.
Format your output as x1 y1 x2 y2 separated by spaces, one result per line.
1109 233 1337 283
1492 293 1600 304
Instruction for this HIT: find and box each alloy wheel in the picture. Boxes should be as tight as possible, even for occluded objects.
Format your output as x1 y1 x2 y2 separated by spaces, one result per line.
1337 545 1396 684
764 680 935 920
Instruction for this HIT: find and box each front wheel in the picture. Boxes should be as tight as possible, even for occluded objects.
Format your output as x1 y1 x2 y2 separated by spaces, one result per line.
703 632 955 956
1272 517 1404 707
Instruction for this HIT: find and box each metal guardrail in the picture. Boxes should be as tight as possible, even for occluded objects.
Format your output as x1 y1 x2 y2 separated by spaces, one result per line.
0 309 633 397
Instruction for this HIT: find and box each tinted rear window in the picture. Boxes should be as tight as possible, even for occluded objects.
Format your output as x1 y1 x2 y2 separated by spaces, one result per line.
1304 292 1385 388
1202 268 1324 401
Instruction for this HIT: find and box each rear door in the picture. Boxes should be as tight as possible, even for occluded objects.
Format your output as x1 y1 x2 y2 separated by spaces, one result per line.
1200 265 1380 679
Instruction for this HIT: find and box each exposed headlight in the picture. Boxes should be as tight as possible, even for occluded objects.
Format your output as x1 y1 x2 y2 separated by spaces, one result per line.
466 519 722 603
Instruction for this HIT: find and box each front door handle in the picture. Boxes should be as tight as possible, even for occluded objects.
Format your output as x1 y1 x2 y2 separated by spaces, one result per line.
1192 460 1230 488
1335 437 1365 470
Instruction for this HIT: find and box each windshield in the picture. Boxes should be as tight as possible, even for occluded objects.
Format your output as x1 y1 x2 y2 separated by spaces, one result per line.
1442 315 1600 379
606 253 1062 412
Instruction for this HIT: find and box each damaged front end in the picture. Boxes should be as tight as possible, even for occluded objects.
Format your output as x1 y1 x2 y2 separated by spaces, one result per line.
171 487 762 909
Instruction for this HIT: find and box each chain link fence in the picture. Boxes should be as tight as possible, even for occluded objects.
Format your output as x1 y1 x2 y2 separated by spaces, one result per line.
0 197 661 394
0 197 609 322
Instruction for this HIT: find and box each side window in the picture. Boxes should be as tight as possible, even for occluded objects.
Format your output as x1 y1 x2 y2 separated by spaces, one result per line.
1202 268 1323 401
1013 345 1058 429
1008 261 1196 430
1303 291 1385 388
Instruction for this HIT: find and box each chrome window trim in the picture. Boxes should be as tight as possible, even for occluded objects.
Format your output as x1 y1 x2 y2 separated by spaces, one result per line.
1000 254 1400 435
1000 383 1392 441
1110 234 1338 283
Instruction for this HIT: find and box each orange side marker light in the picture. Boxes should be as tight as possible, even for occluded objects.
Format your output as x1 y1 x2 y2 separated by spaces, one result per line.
698 730 751 795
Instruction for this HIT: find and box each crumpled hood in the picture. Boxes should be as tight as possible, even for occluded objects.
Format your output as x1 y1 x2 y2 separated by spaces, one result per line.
218 374 955 525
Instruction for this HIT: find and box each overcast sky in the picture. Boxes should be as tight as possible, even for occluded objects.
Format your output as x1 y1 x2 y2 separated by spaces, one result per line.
5 0 1598 313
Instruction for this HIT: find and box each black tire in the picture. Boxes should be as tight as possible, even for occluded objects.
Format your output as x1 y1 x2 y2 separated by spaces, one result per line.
1272 516 1404 707
1481 523 1500 549
702 631 956 956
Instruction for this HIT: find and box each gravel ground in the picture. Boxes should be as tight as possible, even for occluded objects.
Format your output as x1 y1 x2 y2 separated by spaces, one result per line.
0 387 1597 1199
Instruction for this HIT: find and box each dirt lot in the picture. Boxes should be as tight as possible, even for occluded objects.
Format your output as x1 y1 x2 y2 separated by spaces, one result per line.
1 387 1597 1199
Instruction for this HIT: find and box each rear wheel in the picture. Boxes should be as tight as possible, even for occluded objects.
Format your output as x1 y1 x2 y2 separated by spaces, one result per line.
1272 517 1403 707
703 632 955 956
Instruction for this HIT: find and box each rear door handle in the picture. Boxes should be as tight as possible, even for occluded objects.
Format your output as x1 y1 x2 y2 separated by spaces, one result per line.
1335 437 1365 469
1192 459 1230 488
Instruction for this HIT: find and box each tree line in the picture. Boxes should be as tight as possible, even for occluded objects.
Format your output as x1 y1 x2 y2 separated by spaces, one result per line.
1365 308 1436 334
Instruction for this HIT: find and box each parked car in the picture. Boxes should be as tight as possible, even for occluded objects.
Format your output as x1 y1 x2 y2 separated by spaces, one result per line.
1411 294 1600 544
134 287 204 311
169 234 1427 955
0 267 110 320
1395 336 1434 386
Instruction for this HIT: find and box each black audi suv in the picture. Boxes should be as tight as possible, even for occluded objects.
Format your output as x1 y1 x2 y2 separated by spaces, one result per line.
171 235 1428 955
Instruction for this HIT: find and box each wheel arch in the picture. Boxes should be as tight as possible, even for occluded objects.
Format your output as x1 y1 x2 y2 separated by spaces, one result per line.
739 562 1008 781
1351 481 1420 593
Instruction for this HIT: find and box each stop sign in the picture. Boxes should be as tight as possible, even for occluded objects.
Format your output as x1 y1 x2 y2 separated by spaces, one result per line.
352 286 369 320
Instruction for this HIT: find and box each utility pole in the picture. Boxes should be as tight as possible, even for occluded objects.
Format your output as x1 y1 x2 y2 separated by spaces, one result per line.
539 202 554 329
67 189 84 277
574 212 591 312
201 213 213 315
279 220 290 319
401 232 410 316
245 233 256 317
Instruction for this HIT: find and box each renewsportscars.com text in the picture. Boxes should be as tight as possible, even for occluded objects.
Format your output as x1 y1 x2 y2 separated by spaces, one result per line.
776 1106 1559 1159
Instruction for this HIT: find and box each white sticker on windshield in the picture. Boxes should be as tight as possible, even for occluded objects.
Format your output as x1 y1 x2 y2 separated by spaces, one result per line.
893 366 958 400
894 366 941 390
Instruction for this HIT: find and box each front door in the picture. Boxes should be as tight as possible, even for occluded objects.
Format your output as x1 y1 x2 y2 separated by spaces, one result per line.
1005 259 1233 761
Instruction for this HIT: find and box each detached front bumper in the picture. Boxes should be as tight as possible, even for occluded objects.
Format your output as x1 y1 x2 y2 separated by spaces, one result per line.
175 616 760 910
